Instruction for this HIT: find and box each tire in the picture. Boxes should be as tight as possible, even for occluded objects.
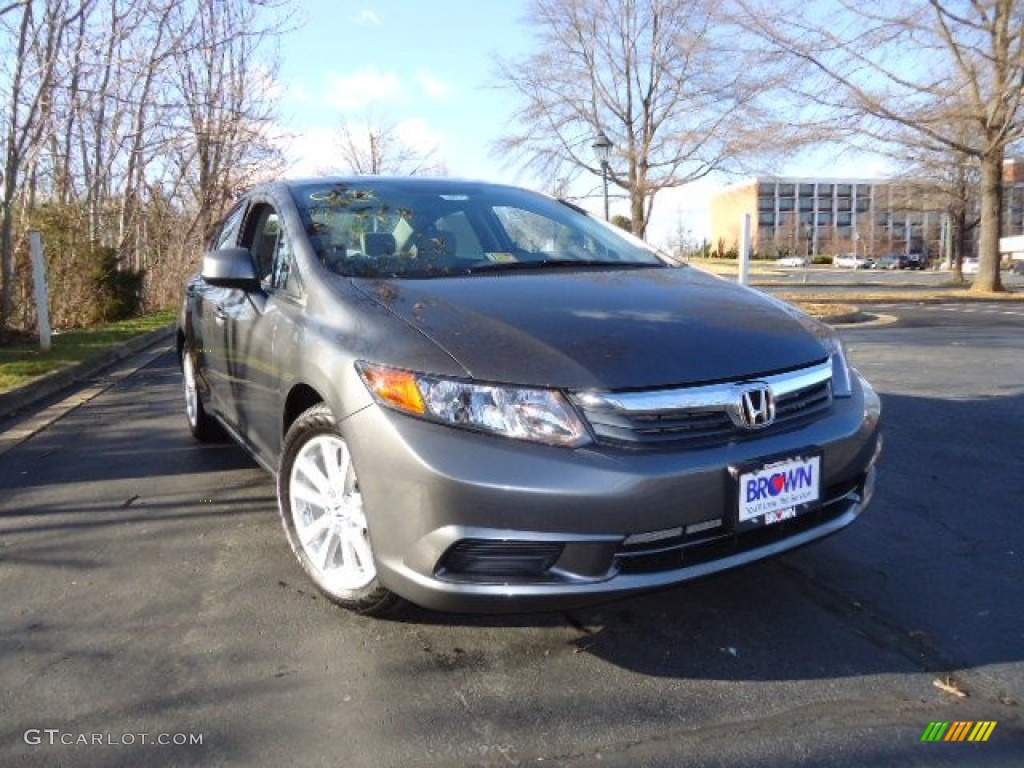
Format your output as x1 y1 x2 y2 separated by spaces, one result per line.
277 404 398 615
182 349 226 442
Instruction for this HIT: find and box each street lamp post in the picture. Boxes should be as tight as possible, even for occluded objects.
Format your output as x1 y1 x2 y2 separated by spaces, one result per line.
591 130 612 221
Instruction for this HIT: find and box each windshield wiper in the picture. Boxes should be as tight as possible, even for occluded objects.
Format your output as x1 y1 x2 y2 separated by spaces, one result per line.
465 258 662 274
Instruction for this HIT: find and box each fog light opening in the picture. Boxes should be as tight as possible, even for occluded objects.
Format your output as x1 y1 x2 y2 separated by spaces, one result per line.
438 539 566 583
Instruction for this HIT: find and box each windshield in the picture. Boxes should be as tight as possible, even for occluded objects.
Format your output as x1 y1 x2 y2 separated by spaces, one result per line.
290 179 666 279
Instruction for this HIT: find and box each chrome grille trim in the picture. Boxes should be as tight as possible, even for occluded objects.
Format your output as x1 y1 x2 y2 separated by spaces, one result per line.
573 360 833 446
576 360 832 414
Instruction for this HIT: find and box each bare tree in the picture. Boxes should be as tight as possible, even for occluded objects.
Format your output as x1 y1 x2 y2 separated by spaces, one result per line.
333 113 447 176
494 0 794 238
738 0 1024 292
168 0 289 247
887 144 981 280
0 0 293 331
0 0 92 330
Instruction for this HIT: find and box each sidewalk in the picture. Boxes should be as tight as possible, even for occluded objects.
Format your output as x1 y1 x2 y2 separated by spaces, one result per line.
0 324 175 425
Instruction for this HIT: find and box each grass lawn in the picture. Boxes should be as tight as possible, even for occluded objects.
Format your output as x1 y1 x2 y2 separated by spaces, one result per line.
0 311 175 394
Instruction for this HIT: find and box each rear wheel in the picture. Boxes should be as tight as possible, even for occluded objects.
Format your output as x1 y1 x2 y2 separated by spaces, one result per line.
277 404 397 615
182 350 225 442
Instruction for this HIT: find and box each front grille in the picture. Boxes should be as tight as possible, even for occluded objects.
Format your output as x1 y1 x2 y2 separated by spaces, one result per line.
614 476 864 575
575 361 833 448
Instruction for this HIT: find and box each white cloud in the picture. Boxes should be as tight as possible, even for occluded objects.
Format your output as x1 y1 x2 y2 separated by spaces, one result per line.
324 68 403 111
276 125 345 178
275 117 450 178
394 117 445 157
285 82 313 106
414 72 453 101
249 63 285 102
272 115 452 177
645 183 715 248
354 9 380 25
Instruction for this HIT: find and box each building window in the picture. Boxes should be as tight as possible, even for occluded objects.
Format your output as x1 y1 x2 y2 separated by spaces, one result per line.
758 196 774 211
778 183 795 195
778 197 795 211
836 184 852 197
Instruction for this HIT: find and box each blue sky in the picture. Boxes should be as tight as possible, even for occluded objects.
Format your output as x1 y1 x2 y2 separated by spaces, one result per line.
272 0 892 247
276 1 530 182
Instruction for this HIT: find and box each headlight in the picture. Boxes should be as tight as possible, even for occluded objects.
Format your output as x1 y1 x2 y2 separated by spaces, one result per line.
822 335 854 397
356 363 591 447
757 293 854 398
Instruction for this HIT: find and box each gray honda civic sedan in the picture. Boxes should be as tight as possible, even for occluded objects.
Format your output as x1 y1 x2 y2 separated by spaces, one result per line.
178 177 881 615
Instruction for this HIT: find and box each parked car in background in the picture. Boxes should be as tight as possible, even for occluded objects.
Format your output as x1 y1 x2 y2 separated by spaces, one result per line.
874 254 925 270
1011 260 1024 275
776 256 809 267
834 254 872 269
962 257 980 274
179 176 882 616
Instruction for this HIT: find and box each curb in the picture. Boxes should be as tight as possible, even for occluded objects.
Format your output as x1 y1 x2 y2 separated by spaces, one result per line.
0 324 176 422
830 312 899 328
823 310 867 325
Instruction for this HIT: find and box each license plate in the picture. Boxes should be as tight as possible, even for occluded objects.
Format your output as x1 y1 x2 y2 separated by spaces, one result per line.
737 454 821 527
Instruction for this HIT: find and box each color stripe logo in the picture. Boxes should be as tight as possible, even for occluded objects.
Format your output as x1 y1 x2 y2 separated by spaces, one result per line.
921 721 997 742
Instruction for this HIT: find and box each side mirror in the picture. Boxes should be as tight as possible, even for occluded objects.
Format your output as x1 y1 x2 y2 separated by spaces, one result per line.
202 247 261 291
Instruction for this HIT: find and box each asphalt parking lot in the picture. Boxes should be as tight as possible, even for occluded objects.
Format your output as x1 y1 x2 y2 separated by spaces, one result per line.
0 302 1022 767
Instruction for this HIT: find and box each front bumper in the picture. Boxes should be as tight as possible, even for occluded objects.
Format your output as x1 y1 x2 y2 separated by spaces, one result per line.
342 374 881 613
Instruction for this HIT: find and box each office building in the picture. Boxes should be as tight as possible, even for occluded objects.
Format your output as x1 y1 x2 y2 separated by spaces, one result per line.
711 178 945 258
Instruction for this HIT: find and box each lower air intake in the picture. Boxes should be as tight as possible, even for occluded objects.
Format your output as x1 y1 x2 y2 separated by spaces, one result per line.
438 539 565 583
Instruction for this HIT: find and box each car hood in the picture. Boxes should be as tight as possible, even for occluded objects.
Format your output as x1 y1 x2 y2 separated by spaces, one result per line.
350 267 828 390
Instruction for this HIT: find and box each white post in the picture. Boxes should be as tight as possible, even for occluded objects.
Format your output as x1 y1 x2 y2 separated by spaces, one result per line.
738 213 751 285
943 214 952 268
29 230 52 351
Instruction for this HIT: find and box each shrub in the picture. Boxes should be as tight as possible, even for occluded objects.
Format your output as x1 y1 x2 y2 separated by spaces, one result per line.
610 214 633 232
91 247 146 322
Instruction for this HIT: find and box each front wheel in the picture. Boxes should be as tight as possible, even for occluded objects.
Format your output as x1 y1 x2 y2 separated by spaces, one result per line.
277 404 398 615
